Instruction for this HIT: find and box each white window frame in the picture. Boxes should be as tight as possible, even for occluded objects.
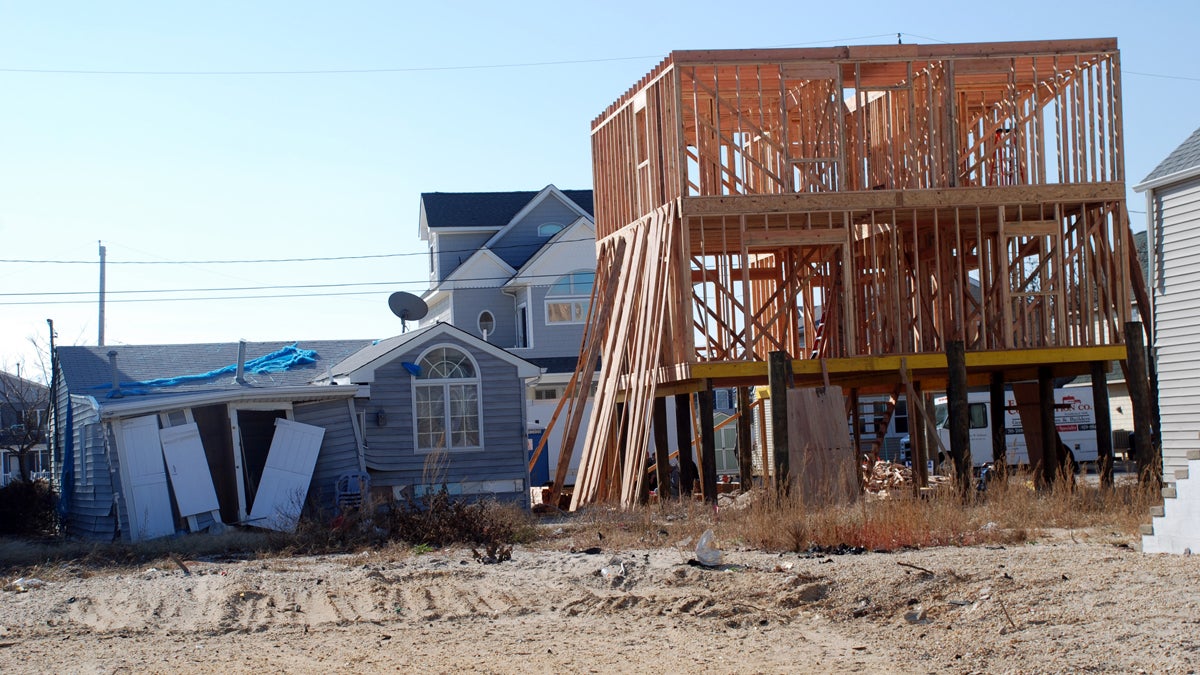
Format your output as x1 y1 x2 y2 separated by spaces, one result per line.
477 310 495 339
544 269 594 325
410 344 484 454
516 302 530 348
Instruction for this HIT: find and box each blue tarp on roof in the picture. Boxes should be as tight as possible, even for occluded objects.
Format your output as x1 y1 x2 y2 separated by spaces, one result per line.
96 344 319 396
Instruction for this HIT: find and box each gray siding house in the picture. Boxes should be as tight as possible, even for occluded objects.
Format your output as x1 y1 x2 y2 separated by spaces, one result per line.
1136 125 1200 554
417 186 602 484
50 324 538 542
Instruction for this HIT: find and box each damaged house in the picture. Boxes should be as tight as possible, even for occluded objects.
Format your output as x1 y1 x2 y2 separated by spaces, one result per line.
50 323 539 541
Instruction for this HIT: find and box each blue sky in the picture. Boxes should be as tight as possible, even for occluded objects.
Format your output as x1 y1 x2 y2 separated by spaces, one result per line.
2 1 1198 378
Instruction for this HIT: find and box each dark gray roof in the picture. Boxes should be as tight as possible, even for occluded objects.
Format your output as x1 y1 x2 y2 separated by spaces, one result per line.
1133 230 1149 287
57 339 374 399
331 322 539 377
526 356 580 375
421 189 593 230
1141 126 1200 185
0 372 47 396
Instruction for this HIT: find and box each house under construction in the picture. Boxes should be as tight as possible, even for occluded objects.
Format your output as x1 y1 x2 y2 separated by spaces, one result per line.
545 38 1148 508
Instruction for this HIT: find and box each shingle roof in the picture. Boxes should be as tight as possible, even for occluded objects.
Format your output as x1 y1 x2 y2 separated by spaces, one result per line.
329 322 540 379
526 356 580 374
57 339 374 398
421 189 593 230
1141 126 1200 185
327 326 434 377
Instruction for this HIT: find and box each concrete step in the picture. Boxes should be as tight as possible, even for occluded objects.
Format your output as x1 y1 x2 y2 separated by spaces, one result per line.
1163 486 1178 499
1188 449 1200 461
1140 523 1155 536
1150 505 1165 518
1176 468 1190 482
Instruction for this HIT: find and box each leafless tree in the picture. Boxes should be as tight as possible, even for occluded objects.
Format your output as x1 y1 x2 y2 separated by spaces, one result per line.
1 339 52 484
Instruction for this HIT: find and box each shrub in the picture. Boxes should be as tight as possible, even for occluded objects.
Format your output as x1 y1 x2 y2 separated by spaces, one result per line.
0 479 58 537
379 487 530 549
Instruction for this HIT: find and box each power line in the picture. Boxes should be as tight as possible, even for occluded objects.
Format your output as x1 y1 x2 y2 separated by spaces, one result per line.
0 55 663 77
1125 70 1200 83
0 234 598 265
0 34 916 78
0 269 599 305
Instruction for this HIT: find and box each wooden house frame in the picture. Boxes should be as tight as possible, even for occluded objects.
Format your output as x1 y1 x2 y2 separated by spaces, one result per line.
548 38 1146 508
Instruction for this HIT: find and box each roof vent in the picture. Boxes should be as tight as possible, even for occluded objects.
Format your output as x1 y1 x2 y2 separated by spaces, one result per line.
107 350 123 398
235 340 248 385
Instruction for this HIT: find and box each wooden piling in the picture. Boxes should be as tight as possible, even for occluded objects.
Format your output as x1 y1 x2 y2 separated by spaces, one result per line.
768 351 792 489
736 387 754 490
946 340 972 495
698 382 718 503
1091 361 1114 488
1124 321 1160 485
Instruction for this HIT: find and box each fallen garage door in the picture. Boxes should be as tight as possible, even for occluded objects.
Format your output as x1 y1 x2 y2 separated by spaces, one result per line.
246 418 325 531
159 423 221 524
117 415 177 541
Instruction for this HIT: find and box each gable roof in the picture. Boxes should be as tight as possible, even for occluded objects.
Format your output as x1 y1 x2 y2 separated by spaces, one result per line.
0 371 47 397
57 339 374 400
329 322 541 383
420 188 593 232
504 216 596 288
1136 125 1200 191
439 246 518 288
480 185 595 251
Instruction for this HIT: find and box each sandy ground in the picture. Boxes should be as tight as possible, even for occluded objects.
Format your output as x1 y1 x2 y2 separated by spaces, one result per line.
1 528 1198 674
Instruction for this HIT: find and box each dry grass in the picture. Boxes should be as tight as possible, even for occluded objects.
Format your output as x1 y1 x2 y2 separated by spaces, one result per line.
0 469 1158 580
0 494 539 579
536 470 1159 555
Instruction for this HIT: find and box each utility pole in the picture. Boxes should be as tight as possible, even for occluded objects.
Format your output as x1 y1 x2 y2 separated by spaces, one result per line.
98 241 106 346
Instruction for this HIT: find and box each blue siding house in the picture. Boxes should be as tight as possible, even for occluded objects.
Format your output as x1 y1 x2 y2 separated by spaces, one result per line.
50 324 538 542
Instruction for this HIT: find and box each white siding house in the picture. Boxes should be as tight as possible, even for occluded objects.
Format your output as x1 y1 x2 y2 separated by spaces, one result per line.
1135 125 1200 554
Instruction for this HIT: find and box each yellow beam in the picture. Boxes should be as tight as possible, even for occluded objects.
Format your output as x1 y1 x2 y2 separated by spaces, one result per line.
687 345 1127 380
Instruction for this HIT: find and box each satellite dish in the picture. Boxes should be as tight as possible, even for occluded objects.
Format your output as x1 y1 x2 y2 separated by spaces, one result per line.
388 292 429 332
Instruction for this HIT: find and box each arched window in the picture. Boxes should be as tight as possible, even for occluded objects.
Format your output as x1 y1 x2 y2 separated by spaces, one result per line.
545 269 594 324
412 346 481 452
538 222 565 237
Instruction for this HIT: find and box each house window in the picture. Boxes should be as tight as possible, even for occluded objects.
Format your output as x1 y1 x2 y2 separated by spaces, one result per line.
545 270 594 324
538 222 564 237
413 346 482 452
478 311 495 338
893 398 908 434
534 386 559 401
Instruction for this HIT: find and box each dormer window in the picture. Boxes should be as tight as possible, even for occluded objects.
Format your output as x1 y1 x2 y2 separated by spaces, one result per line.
538 222 565 237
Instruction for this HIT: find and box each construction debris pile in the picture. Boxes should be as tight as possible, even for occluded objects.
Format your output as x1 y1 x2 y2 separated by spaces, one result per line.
863 461 951 498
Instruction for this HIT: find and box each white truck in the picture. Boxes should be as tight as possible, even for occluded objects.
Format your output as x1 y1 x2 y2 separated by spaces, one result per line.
931 386 1100 467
